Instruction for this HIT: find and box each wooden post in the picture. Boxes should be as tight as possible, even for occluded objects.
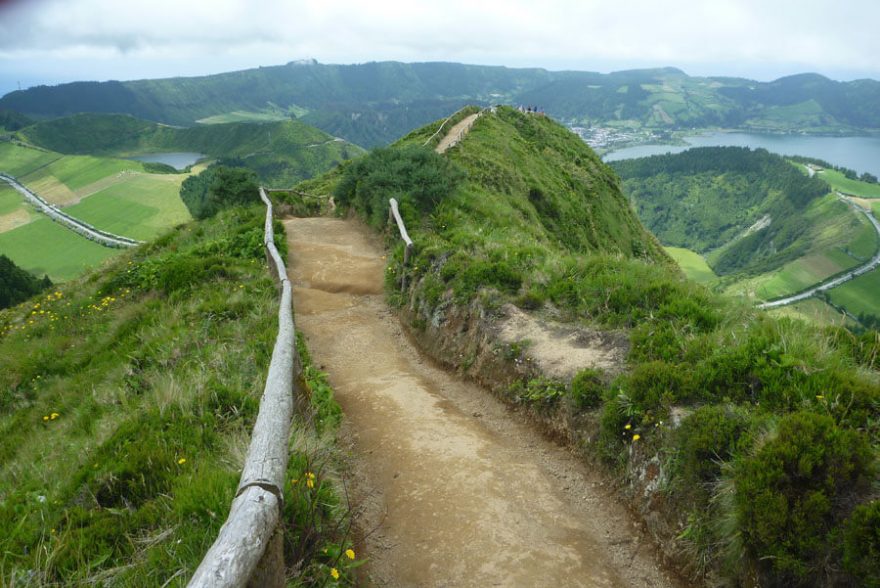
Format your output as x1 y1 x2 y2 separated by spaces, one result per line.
389 198 414 292
188 187 298 587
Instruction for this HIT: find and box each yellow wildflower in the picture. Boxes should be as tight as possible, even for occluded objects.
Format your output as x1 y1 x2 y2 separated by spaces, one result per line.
632 434 641 442
624 423 632 430
42 415 49 421
330 567 339 580
306 471 316 489
50 412 59 420
345 548 355 560
816 395 824 400
178 458 187 465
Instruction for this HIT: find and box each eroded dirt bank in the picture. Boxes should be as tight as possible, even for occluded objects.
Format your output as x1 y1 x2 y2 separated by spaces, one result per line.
286 216 679 588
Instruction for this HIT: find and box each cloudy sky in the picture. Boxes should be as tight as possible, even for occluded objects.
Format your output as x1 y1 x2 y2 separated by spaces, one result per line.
1 0 878 96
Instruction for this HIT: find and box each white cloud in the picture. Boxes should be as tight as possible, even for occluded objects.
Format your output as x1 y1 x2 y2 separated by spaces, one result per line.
0 0 878 94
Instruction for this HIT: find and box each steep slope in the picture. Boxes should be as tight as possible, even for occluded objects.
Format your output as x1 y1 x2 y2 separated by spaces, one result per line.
288 107 880 587
16 113 365 188
3 61 879 146
612 147 847 277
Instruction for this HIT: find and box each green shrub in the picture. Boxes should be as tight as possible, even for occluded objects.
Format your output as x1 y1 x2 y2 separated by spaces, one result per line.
842 501 880 586
180 165 260 219
334 145 465 227
733 412 874 583
570 368 605 410
673 405 751 501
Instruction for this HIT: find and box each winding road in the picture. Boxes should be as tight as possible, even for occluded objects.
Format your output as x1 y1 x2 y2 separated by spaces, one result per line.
759 192 880 309
0 172 142 248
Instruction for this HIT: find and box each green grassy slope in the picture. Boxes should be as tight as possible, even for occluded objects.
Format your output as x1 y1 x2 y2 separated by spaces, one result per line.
819 169 880 198
663 246 716 283
296 107 880 587
17 113 366 188
0 204 352 585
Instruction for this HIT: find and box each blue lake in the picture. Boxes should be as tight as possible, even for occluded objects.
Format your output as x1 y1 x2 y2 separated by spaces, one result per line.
130 152 204 170
603 132 880 178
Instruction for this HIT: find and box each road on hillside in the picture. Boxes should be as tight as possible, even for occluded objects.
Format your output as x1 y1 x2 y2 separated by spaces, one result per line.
286 216 679 588
0 172 142 248
759 192 880 309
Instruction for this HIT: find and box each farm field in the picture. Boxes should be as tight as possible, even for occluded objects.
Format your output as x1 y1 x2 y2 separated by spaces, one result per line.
767 297 854 327
663 246 716 283
828 269 880 322
0 184 34 233
196 110 290 124
819 169 880 198
0 217 118 281
0 142 192 280
65 173 190 241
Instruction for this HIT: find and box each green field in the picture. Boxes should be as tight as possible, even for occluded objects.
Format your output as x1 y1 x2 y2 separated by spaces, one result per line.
0 142 192 279
828 269 880 320
819 169 880 198
664 246 716 283
768 298 854 327
0 217 119 281
66 174 191 240
0 185 22 215
196 110 290 124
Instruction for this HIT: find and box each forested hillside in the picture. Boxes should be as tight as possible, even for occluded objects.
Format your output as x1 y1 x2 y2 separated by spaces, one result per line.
2 61 879 146
613 147 838 276
0 254 51 310
16 113 365 187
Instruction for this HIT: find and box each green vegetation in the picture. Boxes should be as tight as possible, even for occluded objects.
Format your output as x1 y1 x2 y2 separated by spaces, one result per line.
0 201 350 585
335 145 466 226
0 141 195 280
828 269 880 325
4 63 879 147
0 109 33 131
305 107 880 586
0 218 120 281
663 246 716 283
612 147 833 277
180 165 260 220
820 169 880 198
64 174 192 241
16 113 365 188
0 254 51 309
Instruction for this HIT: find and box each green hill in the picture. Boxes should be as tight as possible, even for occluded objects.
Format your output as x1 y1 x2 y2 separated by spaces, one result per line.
289 107 880 587
313 106 670 307
610 147 874 278
2 61 879 147
16 113 365 188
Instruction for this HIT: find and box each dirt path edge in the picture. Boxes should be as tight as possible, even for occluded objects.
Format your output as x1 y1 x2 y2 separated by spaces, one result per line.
395 292 701 585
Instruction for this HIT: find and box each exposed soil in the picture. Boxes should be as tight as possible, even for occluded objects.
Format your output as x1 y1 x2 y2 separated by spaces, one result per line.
497 304 629 380
286 217 680 588
436 114 480 154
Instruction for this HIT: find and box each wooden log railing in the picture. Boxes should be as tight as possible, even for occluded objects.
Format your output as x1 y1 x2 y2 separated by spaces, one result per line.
188 187 299 587
388 197 414 290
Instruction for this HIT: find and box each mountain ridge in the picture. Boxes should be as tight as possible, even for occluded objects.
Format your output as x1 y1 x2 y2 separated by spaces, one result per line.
2 60 879 147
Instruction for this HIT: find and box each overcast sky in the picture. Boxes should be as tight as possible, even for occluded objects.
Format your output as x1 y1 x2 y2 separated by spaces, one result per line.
1 0 878 97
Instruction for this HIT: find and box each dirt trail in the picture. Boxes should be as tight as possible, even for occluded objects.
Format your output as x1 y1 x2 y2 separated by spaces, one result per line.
435 113 480 154
286 216 678 588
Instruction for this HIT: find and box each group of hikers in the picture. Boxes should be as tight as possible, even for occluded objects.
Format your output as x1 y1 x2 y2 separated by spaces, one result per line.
517 105 545 115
